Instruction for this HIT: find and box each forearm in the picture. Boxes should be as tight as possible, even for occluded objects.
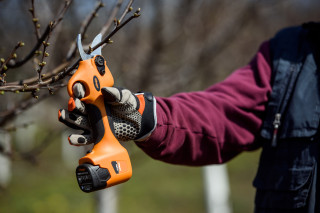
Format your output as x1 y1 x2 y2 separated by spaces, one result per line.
136 41 272 166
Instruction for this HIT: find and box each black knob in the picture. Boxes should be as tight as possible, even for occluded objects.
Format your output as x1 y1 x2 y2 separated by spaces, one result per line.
94 55 105 76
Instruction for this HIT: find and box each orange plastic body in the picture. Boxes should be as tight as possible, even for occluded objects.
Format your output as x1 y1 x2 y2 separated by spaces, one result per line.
67 55 132 187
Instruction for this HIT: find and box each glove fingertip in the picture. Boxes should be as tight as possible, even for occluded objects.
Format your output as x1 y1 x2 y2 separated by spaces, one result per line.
102 87 121 103
68 97 76 112
68 134 92 146
73 83 85 99
68 135 73 145
68 135 83 146
58 109 65 121
58 109 62 120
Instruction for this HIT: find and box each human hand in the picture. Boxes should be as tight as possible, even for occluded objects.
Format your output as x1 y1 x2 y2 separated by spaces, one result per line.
58 83 157 145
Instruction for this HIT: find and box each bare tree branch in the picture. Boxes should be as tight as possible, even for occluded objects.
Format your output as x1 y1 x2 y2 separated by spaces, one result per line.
66 0 105 61
29 0 41 40
18 131 58 164
0 93 50 127
7 0 73 69
0 0 141 137
99 0 124 36
0 42 24 77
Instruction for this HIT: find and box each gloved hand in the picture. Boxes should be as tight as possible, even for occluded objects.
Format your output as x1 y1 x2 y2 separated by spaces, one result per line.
58 83 157 145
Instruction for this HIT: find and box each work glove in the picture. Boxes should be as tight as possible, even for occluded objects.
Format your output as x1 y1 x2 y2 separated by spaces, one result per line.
58 83 157 145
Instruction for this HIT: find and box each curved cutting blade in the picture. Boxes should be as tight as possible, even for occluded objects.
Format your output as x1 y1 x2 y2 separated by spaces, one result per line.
90 33 102 56
77 34 92 60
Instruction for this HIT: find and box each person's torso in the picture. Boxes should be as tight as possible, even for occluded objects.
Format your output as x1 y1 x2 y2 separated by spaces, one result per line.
253 23 320 213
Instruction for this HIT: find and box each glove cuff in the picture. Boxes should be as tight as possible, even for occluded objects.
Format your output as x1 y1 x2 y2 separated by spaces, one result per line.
135 92 157 142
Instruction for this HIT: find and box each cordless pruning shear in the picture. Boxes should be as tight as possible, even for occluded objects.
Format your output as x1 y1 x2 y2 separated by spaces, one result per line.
66 34 132 192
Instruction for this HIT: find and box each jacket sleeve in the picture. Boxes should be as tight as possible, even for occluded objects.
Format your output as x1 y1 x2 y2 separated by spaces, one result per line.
136 41 273 166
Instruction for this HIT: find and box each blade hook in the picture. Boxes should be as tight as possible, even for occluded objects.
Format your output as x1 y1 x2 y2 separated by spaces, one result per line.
77 33 103 60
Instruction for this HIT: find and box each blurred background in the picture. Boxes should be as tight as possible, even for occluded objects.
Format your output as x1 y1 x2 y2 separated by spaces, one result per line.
0 0 320 212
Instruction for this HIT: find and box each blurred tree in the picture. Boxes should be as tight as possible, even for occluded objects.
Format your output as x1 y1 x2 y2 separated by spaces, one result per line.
0 0 320 212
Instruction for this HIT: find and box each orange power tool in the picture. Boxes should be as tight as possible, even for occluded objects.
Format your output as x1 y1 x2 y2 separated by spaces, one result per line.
67 34 132 192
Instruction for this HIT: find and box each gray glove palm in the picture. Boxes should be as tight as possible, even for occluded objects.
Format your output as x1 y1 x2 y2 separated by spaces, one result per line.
59 84 157 145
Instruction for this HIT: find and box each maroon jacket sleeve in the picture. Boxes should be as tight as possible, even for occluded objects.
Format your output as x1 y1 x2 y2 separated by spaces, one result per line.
136 41 272 166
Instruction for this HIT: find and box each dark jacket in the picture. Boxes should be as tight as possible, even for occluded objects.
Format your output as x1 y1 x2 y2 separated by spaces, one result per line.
253 23 320 212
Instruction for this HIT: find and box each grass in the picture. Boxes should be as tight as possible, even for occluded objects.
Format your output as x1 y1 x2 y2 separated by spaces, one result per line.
118 144 206 213
0 134 95 213
0 135 261 213
227 150 261 213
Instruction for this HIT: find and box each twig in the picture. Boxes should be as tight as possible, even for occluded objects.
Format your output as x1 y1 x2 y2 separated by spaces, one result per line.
35 0 73 83
7 0 73 69
6 62 69 86
0 41 25 80
36 22 54 83
80 0 104 37
118 0 134 23
67 0 134 60
29 0 41 40
52 0 73 28
50 8 141 86
0 121 34 133
0 1 141 166
6 25 51 69
94 8 141 52
18 131 59 164
0 93 50 127
66 0 105 61
0 81 66 93
0 1 140 100
99 0 124 36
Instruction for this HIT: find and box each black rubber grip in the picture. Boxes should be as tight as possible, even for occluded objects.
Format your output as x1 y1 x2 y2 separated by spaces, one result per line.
86 103 115 144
